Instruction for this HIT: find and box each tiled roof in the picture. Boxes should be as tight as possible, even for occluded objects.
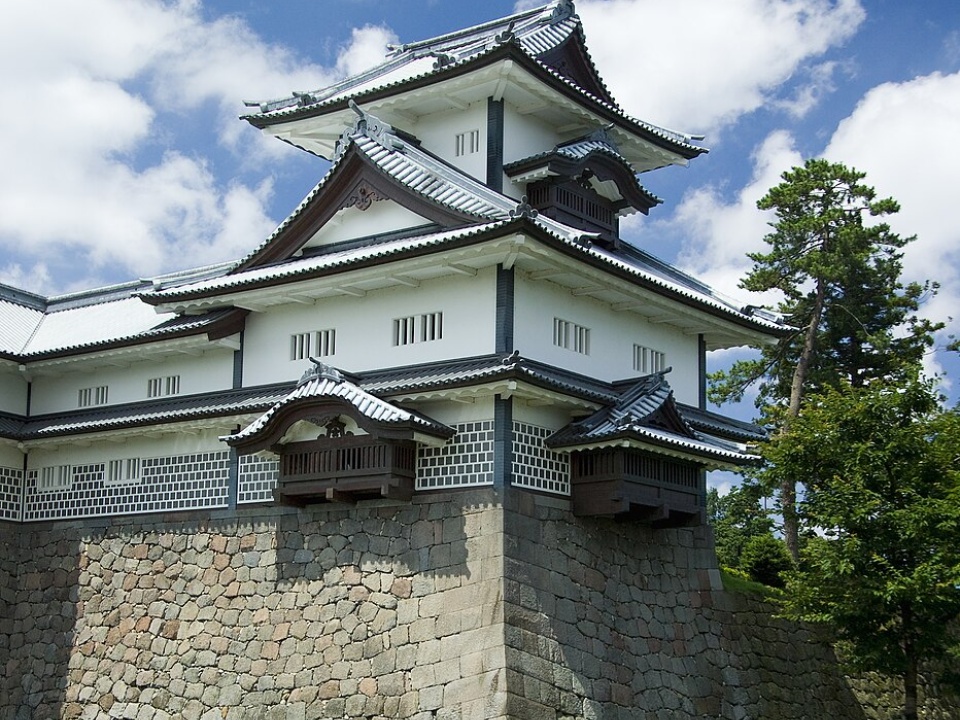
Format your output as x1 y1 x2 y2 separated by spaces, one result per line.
146 222 513 300
503 131 663 210
11 384 291 441
359 352 617 404
227 361 454 448
547 371 758 465
141 113 782 337
242 2 704 161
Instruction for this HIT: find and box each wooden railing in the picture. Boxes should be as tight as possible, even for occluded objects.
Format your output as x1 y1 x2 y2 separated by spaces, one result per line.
275 436 416 505
570 448 703 525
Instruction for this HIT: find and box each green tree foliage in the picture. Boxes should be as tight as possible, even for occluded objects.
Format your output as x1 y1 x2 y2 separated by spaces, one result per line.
710 158 942 559
739 534 793 588
767 377 960 720
706 483 773 570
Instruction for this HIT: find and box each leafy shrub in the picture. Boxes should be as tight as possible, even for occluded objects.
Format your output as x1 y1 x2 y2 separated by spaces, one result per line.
740 534 793 588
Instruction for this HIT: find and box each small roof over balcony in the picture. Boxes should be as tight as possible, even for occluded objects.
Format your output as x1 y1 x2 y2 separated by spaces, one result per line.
547 370 758 469
224 359 455 454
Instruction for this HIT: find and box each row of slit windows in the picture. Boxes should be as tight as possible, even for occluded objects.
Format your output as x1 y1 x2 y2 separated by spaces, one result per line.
69 318 663 407
78 375 181 408
554 316 665 373
39 458 141 492
288 313 444 360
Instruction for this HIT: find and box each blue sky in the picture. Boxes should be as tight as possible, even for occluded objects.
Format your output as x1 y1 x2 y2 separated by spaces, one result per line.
1 0 958 452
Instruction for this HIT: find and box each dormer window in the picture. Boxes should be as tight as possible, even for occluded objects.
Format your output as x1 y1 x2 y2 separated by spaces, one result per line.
455 129 479 156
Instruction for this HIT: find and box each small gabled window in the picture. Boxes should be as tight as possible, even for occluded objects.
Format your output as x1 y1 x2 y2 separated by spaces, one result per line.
39 465 72 492
553 318 590 355
147 375 180 398
393 312 443 346
78 385 108 408
633 344 665 374
107 458 141 485
455 129 480 156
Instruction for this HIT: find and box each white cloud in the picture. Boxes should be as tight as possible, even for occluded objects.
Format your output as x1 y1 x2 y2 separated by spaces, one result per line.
669 131 803 303
0 0 394 292
577 0 865 133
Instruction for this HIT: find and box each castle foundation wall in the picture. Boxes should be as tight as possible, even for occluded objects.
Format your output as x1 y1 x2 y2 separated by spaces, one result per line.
0 491 956 719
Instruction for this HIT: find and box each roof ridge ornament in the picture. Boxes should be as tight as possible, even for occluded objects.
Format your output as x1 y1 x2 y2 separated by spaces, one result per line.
550 0 577 23
334 100 405 161
495 21 516 45
509 195 539 220
431 51 457 69
586 124 620 151
299 358 344 386
501 349 522 366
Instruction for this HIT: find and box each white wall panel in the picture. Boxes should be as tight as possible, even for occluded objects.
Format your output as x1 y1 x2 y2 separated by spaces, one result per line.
514 275 700 405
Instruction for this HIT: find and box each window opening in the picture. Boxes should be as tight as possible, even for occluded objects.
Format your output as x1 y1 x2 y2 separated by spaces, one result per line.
553 318 590 355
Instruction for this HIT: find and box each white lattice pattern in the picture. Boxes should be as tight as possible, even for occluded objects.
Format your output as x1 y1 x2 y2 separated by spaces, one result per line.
23 451 230 522
416 420 494 490
512 422 570 496
0 466 22 521
238 454 279 504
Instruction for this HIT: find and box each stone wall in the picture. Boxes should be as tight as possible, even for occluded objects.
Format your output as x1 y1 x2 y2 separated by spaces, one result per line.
498 490 957 720
1 491 507 720
0 489 957 719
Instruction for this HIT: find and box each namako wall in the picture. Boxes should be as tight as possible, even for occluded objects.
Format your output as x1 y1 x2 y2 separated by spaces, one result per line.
0 491 955 720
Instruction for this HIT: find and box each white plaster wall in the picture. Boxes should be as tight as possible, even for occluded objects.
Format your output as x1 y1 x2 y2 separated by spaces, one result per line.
303 202 432 249
0 369 28 415
502 105 560 200
0 445 23 469
26 429 227 472
512 400 576 432
242 268 498 386
408 397 496 427
413 102 488 181
514 276 700 405
30 349 235 416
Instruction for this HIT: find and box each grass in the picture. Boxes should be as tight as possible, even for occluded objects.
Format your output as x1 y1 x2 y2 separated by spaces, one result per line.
719 567 785 601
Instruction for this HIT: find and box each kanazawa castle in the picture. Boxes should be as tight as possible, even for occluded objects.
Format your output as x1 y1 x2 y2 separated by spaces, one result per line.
0 0 783 528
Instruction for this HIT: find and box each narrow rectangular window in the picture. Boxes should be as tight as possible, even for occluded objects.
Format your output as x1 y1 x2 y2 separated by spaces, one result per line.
394 313 442 346
633 344 666 374
290 332 312 361
394 316 416 346
315 329 336 357
455 129 480 156
553 318 590 355
39 465 71 492
147 375 181 398
107 458 141 485
78 385 108 408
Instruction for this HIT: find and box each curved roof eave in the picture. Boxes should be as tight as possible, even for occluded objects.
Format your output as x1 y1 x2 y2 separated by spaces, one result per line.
243 43 706 163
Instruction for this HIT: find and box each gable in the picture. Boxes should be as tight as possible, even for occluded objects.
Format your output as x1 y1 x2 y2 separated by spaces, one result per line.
235 146 489 272
301 200 435 252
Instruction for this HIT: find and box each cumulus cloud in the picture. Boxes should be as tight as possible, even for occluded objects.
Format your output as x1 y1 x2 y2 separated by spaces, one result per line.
576 0 865 132
0 0 395 292
643 131 803 303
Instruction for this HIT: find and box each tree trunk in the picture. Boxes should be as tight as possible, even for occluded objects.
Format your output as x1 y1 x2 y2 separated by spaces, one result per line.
783 279 826 561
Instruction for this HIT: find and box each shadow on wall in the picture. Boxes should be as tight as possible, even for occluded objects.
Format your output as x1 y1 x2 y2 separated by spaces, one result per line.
1 521 80 720
500 488 872 719
0 490 496 719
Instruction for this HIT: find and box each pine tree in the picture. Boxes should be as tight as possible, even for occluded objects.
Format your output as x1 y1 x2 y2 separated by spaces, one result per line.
709 159 941 559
